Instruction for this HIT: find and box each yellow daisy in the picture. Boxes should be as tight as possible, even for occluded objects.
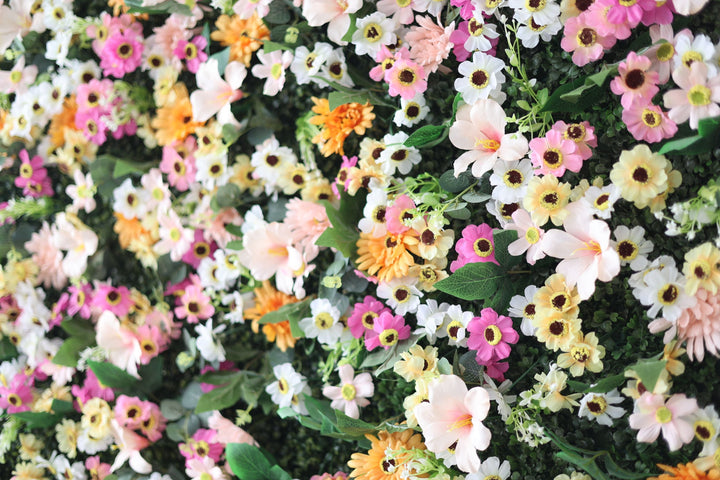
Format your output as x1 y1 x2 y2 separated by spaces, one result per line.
523 175 572 226
609 144 670 209
683 242 720 295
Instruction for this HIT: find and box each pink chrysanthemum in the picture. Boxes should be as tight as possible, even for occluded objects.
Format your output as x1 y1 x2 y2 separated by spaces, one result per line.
467 308 519 365
348 296 391 339
610 52 660 109
451 223 499 272
365 311 411 351
405 16 453 75
15 149 53 198
285 198 331 262
529 129 584 177
622 102 677 143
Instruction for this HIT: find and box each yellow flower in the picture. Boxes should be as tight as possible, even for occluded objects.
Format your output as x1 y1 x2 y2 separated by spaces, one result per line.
309 97 375 157
81 398 113 440
18 434 44 461
535 367 581 412
532 310 582 352
557 331 605 376
150 83 204 146
609 144 670 209
55 419 80 459
393 345 439 382
683 242 720 296
534 273 581 319
523 175 572 226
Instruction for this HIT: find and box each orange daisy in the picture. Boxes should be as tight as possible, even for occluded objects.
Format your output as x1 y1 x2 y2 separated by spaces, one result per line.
48 96 80 149
348 430 425 480
309 97 375 157
649 463 720 480
210 14 270 67
244 281 300 352
356 230 418 283
150 83 204 146
113 213 154 250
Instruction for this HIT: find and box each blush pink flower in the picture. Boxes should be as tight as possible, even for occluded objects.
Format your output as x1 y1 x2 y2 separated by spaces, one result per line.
207 410 258 446
0 56 37 95
110 419 152 474
467 308 519 365
529 129 583 177
506 208 546 265
15 149 52 198
622 102 677 143
175 284 214 324
251 50 294 96
405 16 454 75
190 58 246 125
629 392 698 451
663 62 720 129
606 0 655 27
96 311 142 378
610 52 660 109
414 374 491 473
365 311 410 351
585 0 632 39
386 58 427 100
237 222 303 289
322 364 374 419
550 121 597 161
100 30 144 78
160 139 198 191
302 0 363 45
560 13 615 67
451 223 499 272
25 222 66 289
385 194 416 235
285 198 330 262
0 372 33 413
449 99 528 178
542 202 620 300
174 35 208 74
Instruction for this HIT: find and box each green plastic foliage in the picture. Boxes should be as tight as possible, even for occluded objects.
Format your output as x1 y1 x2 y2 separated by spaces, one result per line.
125 0 192 15
316 189 366 260
627 359 667 392
658 115 720 155
11 399 74 429
195 371 265 413
257 297 311 338
541 66 618 114
226 443 292 480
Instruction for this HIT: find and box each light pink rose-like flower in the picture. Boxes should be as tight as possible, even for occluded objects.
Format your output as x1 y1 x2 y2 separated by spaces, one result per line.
628 392 698 451
322 364 374 419
542 202 620 300
663 62 720 129
207 411 258 446
405 15 454 75
414 374 492 473
301 0 363 45
448 99 528 178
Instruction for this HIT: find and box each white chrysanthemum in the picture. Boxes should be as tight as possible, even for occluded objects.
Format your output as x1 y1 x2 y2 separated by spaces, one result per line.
393 94 430 127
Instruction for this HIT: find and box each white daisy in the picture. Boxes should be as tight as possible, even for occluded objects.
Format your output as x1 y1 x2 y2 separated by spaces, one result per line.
467 456 512 480
291 42 333 85
112 178 148 220
393 94 430 127
435 304 473 347
266 363 307 409
490 158 534 203
376 276 423 315
612 225 654 271
195 320 227 363
582 185 620 220
508 285 539 336
414 299 450 343
378 132 422 175
299 298 344 346
454 51 507 105
635 264 696 321
578 389 626 427
352 12 398 58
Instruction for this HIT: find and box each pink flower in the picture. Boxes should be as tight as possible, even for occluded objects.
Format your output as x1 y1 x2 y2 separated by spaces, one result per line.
606 0 656 27
233 0 273 18
301 0 363 45
348 296 391 339
96 311 142 378
180 429 224 464
640 0 674 26
135 324 166 364
76 107 109 145
207 410 258 446
0 56 37 95
663 62 720 129
190 58 246 124
138 401 167 442
585 0 632 39
610 52 660 109
629 392 698 451
93 284 133 317
174 35 208 74
251 50 294 96
72 369 115 404
506 208 546 265
365 311 410 351
622 102 677 143
160 139 198 191
646 25 686 84
24 222 66 289
550 121 597 161
467 308 519 364
377 0 415 24
185 457 226 480
449 99 528 178
451 0 476 19
110 419 152 474
175 284 214 324
237 222 303 293
0 372 33 413
115 395 149 430
100 30 144 78
451 223 498 272
67 283 93 319
529 129 584 177
542 202 620 300
386 58 427 100
414 374 491 473
385 194 416 235
182 230 217 269
285 198 330 262
322 364 374 419
155 209 193 262
14 149 52 198
86 456 112 480
405 16 454 75
560 13 615 67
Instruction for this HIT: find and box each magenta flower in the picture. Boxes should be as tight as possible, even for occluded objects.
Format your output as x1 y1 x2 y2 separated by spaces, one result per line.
385 194 416 235
93 284 133 317
0 373 34 413
606 0 656 27
467 308 519 365
451 223 499 272
100 30 144 78
348 296 391 339
76 107 109 145
14 149 53 198
365 311 410 351
180 428 224 464
174 284 214 324
67 283 93 319
610 52 660 109
628 392 698 451
182 230 217 269
451 0 477 19
174 35 208 74
72 369 115 405
622 102 677 143
529 129 584 177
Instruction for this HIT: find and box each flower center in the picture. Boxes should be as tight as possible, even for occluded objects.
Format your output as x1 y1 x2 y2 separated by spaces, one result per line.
694 420 715 441
341 383 357 401
393 286 410 303
106 290 121 306
632 166 649 183
397 68 417 86
477 138 500 151
571 345 590 362
656 42 674 62
471 69 489 89
117 43 133 59
7 393 21 406
361 311 377 329
586 396 607 415
363 23 383 42
484 324 502 345
624 69 645 90
379 328 399 346
525 227 540 244
473 237 493 257
503 169 524 187
564 123 586 141
655 406 672 424
550 292 569 311
543 149 563 169
548 319 567 336
448 413 473 431
658 284 678 305
691 261 710 280
525 0 547 10
184 43 198 60
278 378 289 394
19 163 34 178
468 18 484 36
682 50 703 68
687 85 711 106
10 70 22 83
314 312 334 329
270 63 283 79
577 28 596 47
194 242 210 258
641 109 661 127
617 240 638 261
447 320 463 340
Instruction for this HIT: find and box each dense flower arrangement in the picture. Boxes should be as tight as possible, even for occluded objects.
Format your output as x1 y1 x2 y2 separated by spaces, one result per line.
0 0 719 478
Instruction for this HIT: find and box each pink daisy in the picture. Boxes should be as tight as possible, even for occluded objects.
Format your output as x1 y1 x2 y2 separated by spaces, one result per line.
138 401 167 442
115 394 150 430
93 284 133 317
622 102 677 143
529 129 584 177
550 121 597 161
180 429 224 464
0 372 33 413
15 149 52 199
322 364 374 419
365 311 411 351
467 308 519 364
560 13 615 67
100 30 144 78
174 35 208 74
610 52 660 109
385 194 416 235
71 369 116 405
451 223 499 272
640 0 674 26
160 139 198 191
451 0 477 19
584 0 631 39
251 50 294 96
75 107 109 145
605 0 656 28
629 392 698 451
67 283 93 319
174 284 214 324
386 57 427 100
182 230 217 269
348 296 391 339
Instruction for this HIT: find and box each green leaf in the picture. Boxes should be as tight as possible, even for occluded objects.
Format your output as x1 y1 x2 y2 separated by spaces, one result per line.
492 229 519 268
196 370 243 385
446 207 471 220
113 159 153 178
157 253 187 286
226 443 273 480
315 228 357 259
210 47 231 74
334 410 376 436
226 240 244 250
264 0 291 24
11 411 62 429
87 360 139 391
341 14 357 42
698 115 720 137
225 223 244 237
137 356 164 395
439 170 475 193
195 374 244 413
263 40 290 53
602 455 652 479
125 0 192 15
214 183 242 209
51 399 74 415
223 123 242 146
90 155 125 198
658 132 720 156
586 373 626 393
450 92 463 122
404 125 447 149
317 189 366 260
328 90 370 110
434 262 505 301
628 359 667 392
257 298 311 326
0 335 17 362
54 336 94 367
541 66 618 114
60 317 95 341
269 465 293 480
485 277 513 314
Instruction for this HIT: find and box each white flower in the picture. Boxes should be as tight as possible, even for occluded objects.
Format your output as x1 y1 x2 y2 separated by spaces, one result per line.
454 51 507 105
582 185 620 220
113 178 148 220
508 285 539 336
266 363 308 409
435 304 473 347
612 225 654 271
635 264 696 322
291 42 332 85
376 276 423 315
195 320 227 363
319 48 354 88
578 389 626 426
190 58 246 125
299 298 344 346
195 150 230 190
378 132 422 176
414 299 450 342
352 12 398 58
466 456 511 480
393 94 430 127
66 169 97 214
490 158 534 203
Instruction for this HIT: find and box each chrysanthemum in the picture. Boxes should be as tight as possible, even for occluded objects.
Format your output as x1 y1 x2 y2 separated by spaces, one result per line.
244 281 300 352
356 228 418 283
151 83 203 146
609 144 670 209
310 97 375 157
210 14 270 67
649 462 720 480
348 430 425 480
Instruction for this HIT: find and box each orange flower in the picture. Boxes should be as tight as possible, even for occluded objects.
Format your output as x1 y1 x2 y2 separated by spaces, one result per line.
356 230 418 283
244 281 300 352
210 14 270 67
113 213 154 250
348 430 425 480
150 83 204 146
309 97 375 157
649 463 720 480
48 96 80 149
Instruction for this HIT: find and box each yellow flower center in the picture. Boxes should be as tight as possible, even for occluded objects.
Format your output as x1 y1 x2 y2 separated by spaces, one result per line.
270 63 283 79
19 163 34 178
525 227 540 244
278 378 289 394
586 396 607 415
641 109 661 127
470 69 490 89
314 312 334 330
117 43 133 59
687 84 711 106
543 148 563 169
363 22 383 42
184 42 198 60
525 0 547 11
476 138 501 151
658 284 679 305
484 324 502 345
617 240 638 261
656 42 674 62
10 71 22 83
571 345 590 363
694 420 716 441
655 406 672 424
379 328 399 346
539 190 560 210
448 413 473 431
473 237 494 257
503 169 524 187
362 311 378 329
682 50 703 68
341 383 356 401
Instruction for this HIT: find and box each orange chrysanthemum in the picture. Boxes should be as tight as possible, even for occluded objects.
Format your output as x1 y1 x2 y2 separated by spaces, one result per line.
48 96 80 149
150 83 204 146
649 463 720 480
113 213 154 250
309 98 375 157
210 14 270 67
356 230 418 283
348 430 425 480
244 281 300 352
